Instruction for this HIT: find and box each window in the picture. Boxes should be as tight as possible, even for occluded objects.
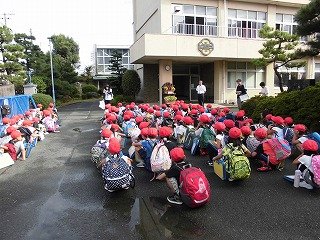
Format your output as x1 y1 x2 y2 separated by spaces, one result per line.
275 14 297 35
96 48 132 75
228 9 266 38
273 64 306 87
172 4 217 36
227 62 265 88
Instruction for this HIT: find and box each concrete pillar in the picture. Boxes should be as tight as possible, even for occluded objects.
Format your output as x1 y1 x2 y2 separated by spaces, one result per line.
267 4 276 27
23 84 37 95
159 59 173 104
218 0 228 38
266 63 274 96
214 61 225 103
306 57 315 79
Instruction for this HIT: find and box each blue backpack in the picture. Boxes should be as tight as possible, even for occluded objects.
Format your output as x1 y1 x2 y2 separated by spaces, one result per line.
283 127 294 144
140 140 157 171
191 137 200 156
123 121 136 137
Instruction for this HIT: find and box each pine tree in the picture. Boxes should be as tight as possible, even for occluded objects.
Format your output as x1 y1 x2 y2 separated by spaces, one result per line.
108 50 126 94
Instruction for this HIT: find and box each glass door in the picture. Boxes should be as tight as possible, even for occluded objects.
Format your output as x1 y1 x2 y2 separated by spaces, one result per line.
190 75 200 101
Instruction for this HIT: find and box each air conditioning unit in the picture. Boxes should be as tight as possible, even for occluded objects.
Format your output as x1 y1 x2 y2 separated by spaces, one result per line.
174 6 182 13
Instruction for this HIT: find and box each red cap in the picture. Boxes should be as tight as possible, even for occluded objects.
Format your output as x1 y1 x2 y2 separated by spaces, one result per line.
139 121 149 129
123 115 131 121
33 117 40 123
302 139 318 152
135 116 143 124
240 126 251 136
223 107 230 113
213 122 226 132
22 120 33 127
161 104 167 109
107 115 117 123
141 128 149 137
49 103 54 108
190 109 198 115
183 116 194 125
219 112 226 117
2 117 10 124
266 114 273 121
37 103 43 108
172 105 179 112
6 126 15 134
111 124 120 132
199 114 210 123
254 128 267 139
170 147 185 163
199 108 205 113
211 109 218 115
284 117 294 125
224 119 235 129
11 130 22 139
206 104 212 108
271 116 284 125
101 128 112 138
147 108 154 114
159 126 173 138
148 128 158 138
176 110 183 116
294 124 307 133
155 111 161 117
244 118 253 125
117 102 123 107
108 138 121 154
163 112 170 118
236 110 245 118
10 118 17 126
181 104 188 110
229 127 242 139
25 111 31 116
174 115 183 122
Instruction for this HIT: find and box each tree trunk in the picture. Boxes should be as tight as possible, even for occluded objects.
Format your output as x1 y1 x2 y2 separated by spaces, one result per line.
274 67 284 92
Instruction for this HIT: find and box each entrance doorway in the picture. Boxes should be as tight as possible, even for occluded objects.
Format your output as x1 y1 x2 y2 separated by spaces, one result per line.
190 75 200 101
173 75 200 102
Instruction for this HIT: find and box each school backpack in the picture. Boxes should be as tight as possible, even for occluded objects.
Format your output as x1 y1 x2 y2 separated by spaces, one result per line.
191 137 200 156
307 132 320 153
179 166 211 208
311 155 320 186
123 121 136 137
90 141 108 165
139 140 156 171
225 144 251 180
262 138 291 165
199 127 215 149
150 142 172 172
183 127 195 150
102 156 134 192
4 142 17 160
283 127 294 144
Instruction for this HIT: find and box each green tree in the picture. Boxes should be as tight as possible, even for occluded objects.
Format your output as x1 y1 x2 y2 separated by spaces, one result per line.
0 26 25 88
78 65 93 83
108 50 126 94
253 25 305 92
295 0 320 56
31 76 47 93
50 34 79 83
14 33 50 83
122 69 141 97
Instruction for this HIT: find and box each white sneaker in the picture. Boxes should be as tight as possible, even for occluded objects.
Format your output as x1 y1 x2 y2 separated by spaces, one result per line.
299 181 313 190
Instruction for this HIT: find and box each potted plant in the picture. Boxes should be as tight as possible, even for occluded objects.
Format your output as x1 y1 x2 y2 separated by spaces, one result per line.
164 95 177 104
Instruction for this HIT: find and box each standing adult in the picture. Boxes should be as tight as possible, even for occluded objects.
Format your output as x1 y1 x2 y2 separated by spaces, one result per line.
103 85 113 104
236 79 247 109
259 82 269 96
196 80 206 106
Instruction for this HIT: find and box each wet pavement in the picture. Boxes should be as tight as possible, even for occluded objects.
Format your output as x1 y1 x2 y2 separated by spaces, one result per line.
1 101 320 240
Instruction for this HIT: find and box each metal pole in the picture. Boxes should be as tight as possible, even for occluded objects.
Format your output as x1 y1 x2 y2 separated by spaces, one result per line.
48 38 56 105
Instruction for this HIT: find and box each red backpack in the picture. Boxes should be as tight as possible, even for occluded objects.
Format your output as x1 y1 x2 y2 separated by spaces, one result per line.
4 143 17 161
262 138 291 165
179 166 211 208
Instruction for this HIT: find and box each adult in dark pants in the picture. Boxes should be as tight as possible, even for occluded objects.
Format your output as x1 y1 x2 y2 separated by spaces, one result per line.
236 79 247 109
196 80 206 106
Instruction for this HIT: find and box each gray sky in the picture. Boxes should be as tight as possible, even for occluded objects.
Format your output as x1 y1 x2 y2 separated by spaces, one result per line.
1 0 133 71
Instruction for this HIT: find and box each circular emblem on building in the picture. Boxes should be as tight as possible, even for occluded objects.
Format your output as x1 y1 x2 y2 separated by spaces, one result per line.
198 38 214 56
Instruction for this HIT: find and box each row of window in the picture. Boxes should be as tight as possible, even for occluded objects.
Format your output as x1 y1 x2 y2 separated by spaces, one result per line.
172 4 299 38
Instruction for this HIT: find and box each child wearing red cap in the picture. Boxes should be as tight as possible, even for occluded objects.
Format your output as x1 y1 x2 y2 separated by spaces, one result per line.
207 122 227 166
292 124 308 154
212 127 251 180
292 139 319 189
10 130 26 161
157 147 188 205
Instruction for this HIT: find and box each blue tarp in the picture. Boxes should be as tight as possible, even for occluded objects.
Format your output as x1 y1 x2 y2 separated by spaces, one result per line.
0 95 36 118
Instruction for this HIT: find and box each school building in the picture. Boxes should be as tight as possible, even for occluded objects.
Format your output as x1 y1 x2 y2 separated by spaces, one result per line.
130 0 319 104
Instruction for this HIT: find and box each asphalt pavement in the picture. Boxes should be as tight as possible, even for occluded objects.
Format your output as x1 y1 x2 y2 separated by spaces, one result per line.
0 101 320 240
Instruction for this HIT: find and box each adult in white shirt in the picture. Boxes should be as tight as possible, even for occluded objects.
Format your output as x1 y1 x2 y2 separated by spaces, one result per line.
196 80 206 106
103 85 113 104
259 82 269 96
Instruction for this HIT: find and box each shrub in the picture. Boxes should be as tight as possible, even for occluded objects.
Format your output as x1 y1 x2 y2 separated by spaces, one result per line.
82 84 98 94
122 70 141 97
241 85 320 131
53 80 80 99
32 93 53 108
82 92 100 99
32 76 47 93
111 95 135 105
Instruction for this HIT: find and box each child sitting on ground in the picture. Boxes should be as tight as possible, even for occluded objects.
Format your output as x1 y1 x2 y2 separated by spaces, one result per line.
250 128 271 172
10 130 26 161
292 139 319 189
157 147 189 205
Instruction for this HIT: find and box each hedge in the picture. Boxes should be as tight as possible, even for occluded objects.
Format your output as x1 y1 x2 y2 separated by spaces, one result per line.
241 84 320 131
111 95 135 105
32 93 53 108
